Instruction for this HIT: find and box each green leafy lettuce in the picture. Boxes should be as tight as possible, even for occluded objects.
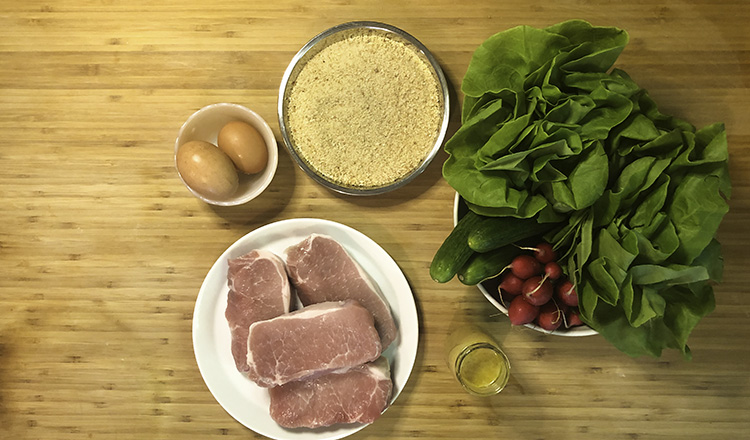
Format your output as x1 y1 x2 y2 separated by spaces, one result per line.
443 20 731 359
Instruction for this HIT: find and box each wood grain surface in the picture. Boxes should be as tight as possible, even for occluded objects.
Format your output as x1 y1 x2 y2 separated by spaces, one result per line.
1 1 749 439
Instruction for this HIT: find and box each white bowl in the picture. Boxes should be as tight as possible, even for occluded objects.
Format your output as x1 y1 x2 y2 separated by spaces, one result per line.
453 193 598 337
175 103 278 206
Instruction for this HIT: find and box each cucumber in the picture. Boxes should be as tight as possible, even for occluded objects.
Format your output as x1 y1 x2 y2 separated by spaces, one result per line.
468 216 556 253
457 245 517 286
429 211 484 283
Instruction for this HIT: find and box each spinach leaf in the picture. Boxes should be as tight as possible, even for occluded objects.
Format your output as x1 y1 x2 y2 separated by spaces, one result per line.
444 20 731 358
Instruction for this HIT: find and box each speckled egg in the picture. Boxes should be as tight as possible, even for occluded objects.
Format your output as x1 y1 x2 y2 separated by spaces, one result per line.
176 140 239 200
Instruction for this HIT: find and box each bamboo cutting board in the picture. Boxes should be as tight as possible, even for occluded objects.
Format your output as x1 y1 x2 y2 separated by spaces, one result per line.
1 1 749 439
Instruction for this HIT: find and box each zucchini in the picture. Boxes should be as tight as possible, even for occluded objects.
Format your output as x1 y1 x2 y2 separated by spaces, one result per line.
468 216 556 253
457 245 517 286
429 211 484 283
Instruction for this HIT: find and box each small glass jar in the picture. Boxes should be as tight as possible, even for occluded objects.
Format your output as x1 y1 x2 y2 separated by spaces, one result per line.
445 325 510 396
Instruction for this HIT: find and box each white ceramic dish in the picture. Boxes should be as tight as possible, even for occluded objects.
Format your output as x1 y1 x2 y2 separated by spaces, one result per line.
192 218 419 440
453 193 598 337
175 102 278 206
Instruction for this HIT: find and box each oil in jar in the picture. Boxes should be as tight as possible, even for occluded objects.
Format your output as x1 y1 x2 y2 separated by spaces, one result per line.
445 325 510 396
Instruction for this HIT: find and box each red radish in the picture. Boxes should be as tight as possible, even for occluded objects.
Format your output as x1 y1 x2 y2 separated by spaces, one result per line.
499 289 515 307
498 272 524 296
544 261 563 280
507 295 540 325
565 308 584 327
532 242 557 264
507 254 542 280
521 276 553 306
536 301 563 331
556 279 578 307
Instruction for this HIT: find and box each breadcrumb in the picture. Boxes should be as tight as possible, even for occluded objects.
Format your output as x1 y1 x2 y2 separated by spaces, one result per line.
286 30 443 189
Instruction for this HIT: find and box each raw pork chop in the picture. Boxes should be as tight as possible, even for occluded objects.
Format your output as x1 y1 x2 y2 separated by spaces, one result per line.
246 300 381 388
285 234 398 349
269 357 393 428
225 249 291 373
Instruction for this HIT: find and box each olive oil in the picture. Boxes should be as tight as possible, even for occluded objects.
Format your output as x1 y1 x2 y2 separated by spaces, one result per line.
446 325 510 396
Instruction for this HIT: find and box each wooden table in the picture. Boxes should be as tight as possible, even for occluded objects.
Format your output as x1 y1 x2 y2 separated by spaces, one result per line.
2 1 748 439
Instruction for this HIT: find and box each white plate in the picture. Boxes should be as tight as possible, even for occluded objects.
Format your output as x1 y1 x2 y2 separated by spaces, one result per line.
192 218 419 440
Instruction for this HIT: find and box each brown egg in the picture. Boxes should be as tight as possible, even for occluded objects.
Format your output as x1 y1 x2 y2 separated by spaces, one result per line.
176 140 239 200
217 121 268 174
